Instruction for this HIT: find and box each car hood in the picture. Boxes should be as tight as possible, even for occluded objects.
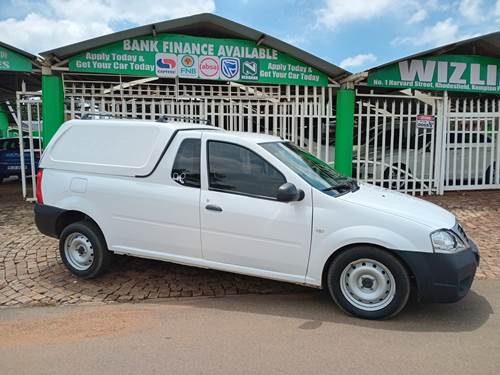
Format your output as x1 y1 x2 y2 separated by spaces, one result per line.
339 183 455 229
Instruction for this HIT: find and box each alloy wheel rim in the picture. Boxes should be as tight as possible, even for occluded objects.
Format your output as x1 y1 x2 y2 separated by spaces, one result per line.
64 232 94 271
340 258 396 311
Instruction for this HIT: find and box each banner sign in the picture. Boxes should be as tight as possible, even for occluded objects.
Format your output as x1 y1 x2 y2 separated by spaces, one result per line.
0 45 32 72
68 33 328 86
367 54 500 94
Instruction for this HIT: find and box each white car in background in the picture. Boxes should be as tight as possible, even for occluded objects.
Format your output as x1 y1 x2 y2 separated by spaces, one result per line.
357 127 498 189
34 118 479 319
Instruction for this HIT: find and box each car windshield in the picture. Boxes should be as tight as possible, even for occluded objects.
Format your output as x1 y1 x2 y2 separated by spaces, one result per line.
261 141 358 196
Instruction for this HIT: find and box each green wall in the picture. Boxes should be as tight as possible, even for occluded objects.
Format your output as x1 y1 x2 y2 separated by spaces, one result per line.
41 74 65 144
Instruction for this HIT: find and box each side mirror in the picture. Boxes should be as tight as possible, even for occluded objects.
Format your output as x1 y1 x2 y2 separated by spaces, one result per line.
277 182 305 202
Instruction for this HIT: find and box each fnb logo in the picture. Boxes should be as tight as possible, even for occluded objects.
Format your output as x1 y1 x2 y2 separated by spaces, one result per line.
181 55 195 67
178 54 198 78
155 53 177 78
199 56 219 79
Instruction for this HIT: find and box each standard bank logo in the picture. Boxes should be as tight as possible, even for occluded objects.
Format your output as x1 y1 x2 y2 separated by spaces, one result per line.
220 57 240 80
155 53 177 78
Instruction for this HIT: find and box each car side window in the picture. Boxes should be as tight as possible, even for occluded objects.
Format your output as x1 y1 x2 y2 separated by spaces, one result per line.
207 141 286 199
171 138 201 188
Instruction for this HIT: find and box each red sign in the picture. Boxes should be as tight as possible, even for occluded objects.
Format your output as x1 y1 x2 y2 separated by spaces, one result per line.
416 115 435 129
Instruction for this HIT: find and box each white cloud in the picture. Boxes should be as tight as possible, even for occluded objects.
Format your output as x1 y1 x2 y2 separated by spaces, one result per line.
391 18 462 47
0 0 215 53
340 53 377 69
316 0 394 29
0 13 113 53
407 8 427 24
458 0 485 23
495 0 500 21
48 0 215 25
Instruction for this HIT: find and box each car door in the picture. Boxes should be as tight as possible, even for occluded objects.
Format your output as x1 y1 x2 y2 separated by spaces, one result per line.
106 131 203 260
199 133 313 282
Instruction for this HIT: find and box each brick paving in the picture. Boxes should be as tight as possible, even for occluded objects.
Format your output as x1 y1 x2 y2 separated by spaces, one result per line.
0 179 499 307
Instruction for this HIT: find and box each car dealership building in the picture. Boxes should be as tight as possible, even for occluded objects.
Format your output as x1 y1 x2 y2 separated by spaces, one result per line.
1 13 499 199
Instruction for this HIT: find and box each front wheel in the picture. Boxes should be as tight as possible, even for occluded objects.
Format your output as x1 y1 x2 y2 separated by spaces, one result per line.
327 246 411 319
59 221 112 279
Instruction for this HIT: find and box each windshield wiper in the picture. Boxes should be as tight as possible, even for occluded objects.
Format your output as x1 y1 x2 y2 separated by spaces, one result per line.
322 180 359 193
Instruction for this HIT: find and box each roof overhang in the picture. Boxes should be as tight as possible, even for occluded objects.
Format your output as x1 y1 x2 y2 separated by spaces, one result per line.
41 13 349 81
365 30 500 73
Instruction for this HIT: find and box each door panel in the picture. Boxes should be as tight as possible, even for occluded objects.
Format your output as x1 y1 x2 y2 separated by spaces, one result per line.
200 190 311 276
200 136 312 278
107 133 202 259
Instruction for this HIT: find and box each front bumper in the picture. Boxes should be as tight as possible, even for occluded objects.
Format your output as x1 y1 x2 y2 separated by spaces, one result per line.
394 241 479 303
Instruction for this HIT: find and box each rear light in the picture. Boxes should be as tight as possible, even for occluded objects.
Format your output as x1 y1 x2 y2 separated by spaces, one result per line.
36 169 43 204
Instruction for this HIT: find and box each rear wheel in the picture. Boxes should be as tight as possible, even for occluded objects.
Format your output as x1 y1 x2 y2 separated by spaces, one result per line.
59 221 111 278
327 246 410 319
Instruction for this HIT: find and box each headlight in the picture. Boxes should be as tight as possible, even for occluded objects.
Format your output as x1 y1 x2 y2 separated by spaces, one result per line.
430 229 467 253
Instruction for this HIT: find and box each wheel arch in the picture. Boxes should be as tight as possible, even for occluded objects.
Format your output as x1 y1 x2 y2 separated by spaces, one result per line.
320 243 417 291
55 209 108 247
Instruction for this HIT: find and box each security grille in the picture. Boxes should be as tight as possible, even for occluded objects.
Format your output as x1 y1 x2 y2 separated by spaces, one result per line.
354 93 441 195
13 90 42 201
62 75 337 163
444 97 500 190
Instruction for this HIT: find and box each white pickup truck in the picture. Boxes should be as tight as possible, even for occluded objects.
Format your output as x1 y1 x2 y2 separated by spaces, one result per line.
34 118 479 319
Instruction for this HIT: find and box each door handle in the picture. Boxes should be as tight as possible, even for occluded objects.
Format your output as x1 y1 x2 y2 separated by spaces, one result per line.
205 204 223 212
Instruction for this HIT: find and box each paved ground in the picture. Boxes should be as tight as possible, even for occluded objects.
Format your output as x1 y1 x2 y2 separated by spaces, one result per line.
1 279 499 375
0 179 499 307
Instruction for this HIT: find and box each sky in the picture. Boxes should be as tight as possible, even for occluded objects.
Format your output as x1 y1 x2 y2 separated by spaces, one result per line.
1 0 500 73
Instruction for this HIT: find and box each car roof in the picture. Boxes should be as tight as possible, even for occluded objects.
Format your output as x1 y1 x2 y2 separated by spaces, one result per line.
70 119 283 143
70 118 216 131
215 131 283 144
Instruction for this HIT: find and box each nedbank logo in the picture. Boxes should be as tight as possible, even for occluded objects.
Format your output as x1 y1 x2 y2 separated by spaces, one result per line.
241 59 259 81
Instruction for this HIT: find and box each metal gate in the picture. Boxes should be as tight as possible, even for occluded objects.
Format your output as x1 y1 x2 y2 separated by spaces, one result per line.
444 96 500 190
354 92 443 195
62 75 337 163
13 90 43 201
356 91 500 195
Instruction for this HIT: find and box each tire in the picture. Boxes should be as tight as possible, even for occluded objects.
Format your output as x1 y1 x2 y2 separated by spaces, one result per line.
485 163 496 184
59 220 112 279
327 246 411 320
383 163 410 190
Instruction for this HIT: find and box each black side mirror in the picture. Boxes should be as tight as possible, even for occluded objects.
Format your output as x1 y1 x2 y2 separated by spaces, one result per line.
277 182 305 202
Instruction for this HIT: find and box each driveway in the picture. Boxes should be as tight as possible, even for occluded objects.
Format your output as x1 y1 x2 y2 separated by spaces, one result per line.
1 179 499 306
0 279 498 375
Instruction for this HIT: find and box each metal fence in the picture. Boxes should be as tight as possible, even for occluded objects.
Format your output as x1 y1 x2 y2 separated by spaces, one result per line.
355 91 500 195
62 75 337 163
444 96 500 190
14 90 43 201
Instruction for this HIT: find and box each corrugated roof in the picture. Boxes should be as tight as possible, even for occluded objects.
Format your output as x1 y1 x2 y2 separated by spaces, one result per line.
40 13 349 80
367 30 500 72
0 41 37 60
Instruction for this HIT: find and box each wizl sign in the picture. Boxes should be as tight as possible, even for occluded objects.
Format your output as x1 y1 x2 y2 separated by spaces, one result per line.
367 54 500 94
